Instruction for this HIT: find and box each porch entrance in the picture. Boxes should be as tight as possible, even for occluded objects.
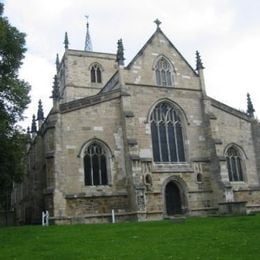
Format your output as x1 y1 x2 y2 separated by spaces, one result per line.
165 181 182 215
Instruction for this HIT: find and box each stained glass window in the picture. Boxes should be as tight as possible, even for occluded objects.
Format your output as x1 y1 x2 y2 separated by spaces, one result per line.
84 142 108 186
150 102 185 163
225 147 244 182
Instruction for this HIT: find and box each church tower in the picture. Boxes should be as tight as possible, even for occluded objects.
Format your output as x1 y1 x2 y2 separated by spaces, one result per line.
55 19 117 103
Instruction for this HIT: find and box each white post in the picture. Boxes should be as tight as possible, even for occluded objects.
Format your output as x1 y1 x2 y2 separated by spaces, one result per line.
42 211 45 226
46 210 49 226
112 209 115 223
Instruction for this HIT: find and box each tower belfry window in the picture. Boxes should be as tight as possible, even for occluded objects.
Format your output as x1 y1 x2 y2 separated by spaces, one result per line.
155 57 173 87
90 64 102 83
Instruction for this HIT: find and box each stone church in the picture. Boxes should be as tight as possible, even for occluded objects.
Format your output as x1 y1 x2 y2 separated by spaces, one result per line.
13 20 260 224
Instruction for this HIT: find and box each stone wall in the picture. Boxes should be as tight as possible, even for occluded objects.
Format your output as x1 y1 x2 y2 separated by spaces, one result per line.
59 50 117 103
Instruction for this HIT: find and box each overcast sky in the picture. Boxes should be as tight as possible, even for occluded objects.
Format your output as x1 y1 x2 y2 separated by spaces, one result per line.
3 0 260 128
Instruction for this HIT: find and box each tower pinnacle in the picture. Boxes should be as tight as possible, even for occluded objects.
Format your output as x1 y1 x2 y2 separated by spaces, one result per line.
247 93 255 118
84 15 93 51
196 50 205 70
64 32 69 49
55 53 60 71
37 99 44 121
116 39 125 66
50 75 60 100
31 114 37 133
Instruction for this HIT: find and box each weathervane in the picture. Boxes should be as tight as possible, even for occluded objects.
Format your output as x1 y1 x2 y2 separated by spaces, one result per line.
85 15 89 26
84 15 93 51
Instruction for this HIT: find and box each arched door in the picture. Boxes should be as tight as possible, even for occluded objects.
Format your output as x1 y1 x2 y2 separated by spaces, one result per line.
165 181 182 215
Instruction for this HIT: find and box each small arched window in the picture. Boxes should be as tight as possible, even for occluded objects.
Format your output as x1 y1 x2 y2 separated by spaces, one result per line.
155 57 173 87
84 142 108 186
90 63 102 83
150 102 185 163
225 146 244 182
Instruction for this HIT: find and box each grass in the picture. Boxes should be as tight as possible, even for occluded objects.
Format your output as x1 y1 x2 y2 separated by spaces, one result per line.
1 215 260 259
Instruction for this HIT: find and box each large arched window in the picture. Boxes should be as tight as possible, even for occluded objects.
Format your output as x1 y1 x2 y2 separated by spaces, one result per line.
155 57 173 87
90 63 102 83
150 102 185 163
84 142 108 186
225 146 244 182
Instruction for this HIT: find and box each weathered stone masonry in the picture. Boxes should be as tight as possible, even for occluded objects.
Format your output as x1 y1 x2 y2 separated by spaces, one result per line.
13 22 260 224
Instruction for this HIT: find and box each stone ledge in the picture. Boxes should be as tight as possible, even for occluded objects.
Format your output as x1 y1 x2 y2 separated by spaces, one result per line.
65 192 128 199
127 138 138 145
124 111 135 117
191 157 210 163
152 163 193 173
214 138 223 145
129 154 140 160
190 207 218 212
140 157 152 162
45 151 54 159
208 112 217 120
188 190 213 194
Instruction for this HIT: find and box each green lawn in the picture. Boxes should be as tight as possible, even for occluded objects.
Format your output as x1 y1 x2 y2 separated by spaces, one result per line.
1 215 260 260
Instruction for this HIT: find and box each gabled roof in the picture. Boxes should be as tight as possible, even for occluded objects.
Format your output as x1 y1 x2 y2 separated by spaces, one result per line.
126 27 197 76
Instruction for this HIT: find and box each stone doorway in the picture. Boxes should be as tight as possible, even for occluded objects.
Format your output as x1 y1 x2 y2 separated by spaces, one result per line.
165 181 182 215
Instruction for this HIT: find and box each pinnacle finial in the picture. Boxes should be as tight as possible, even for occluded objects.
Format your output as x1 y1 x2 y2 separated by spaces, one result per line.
37 99 44 121
31 114 37 133
84 15 93 51
64 32 69 49
26 126 31 143
56 53 60 71
154 19 161 30
50 75 60 100
116 39 125 66
196 50 205 70
247 93 255 118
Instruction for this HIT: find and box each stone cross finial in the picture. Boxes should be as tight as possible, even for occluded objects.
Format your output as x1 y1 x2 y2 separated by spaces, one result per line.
154 19 161 29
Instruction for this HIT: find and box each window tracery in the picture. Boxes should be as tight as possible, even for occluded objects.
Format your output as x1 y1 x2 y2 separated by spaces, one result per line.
90 63 102 83
225 146 244 182
155 57 173 87
150 102 185 163
84 142 108 186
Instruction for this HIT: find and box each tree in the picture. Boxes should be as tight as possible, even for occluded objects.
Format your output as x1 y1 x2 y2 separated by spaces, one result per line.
0 3 30 218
